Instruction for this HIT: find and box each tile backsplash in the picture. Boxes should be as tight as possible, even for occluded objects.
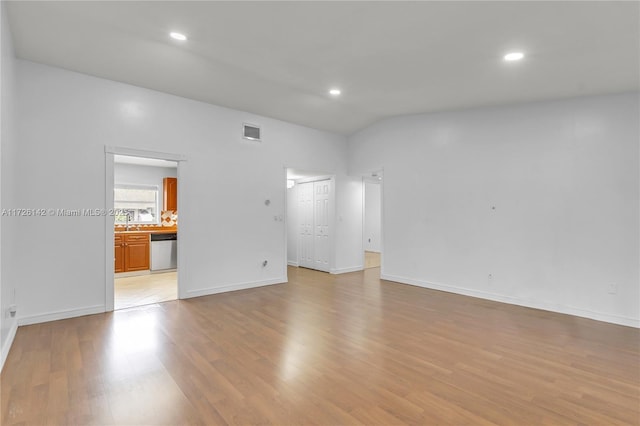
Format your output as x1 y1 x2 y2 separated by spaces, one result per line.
161 210 178 227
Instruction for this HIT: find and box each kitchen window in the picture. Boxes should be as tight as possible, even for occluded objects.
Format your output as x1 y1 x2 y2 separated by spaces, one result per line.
114 184 159 225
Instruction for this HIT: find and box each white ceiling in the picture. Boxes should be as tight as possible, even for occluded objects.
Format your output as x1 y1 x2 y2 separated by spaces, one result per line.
7 1 639 135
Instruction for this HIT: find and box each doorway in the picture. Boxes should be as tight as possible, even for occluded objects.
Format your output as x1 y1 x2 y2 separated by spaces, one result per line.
363 172 382 270
285 168 334 273
105 147 185 312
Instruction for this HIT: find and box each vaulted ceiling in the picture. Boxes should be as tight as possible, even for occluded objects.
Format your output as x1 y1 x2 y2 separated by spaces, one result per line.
7 1 639 134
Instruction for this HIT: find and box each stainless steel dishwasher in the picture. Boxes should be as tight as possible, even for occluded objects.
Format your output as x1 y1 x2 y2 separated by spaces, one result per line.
150 233 177 271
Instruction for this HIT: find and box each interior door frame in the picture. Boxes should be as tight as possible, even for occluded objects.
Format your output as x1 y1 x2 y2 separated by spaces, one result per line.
283 169 335 274
362 169 384 274
104 146 187 312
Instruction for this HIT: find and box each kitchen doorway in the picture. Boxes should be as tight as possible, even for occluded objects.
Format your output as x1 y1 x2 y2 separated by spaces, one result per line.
105 147 186 312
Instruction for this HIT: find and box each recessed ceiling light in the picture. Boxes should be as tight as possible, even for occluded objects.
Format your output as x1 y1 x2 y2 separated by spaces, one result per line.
504 52 524 62
170 32 187 41
329 89 341 96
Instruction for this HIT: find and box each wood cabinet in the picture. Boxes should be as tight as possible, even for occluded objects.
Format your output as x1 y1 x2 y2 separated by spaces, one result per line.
163 177 178 211
114 234 125 273
115 233 150 273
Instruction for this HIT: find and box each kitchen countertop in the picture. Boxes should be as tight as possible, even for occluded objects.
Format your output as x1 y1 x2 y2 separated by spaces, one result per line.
115 229 178 235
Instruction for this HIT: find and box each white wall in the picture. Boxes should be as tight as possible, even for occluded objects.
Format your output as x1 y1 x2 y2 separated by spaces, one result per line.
0 1 18 369
364 181 381 252
9 54 636 335
349 93 640 327
13 59 359 324
114 162 177 216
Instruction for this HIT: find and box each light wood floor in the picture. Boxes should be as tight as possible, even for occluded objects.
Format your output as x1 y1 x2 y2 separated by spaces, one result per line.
2 267 639 425
114 271 177 310
364 251 381 269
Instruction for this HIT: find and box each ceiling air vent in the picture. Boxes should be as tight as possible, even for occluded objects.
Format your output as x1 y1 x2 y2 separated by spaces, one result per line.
243 123 261 141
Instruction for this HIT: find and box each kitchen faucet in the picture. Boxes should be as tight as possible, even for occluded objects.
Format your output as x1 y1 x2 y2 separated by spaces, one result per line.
125 212 132 231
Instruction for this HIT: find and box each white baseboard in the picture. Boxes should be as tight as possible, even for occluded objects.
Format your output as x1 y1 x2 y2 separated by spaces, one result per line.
185 277 286 299
18 305 105 326
287 261 299 267
381 273 640 328
0 318 18 372
331 265 364 274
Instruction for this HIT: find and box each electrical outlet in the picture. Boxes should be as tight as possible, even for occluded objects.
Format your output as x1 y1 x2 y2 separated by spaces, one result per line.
6 305 16 318
607 283 617 294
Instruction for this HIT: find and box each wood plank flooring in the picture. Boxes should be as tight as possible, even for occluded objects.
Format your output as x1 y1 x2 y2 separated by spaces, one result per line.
115 271 177 310
2 266 639 425
364 251 381 269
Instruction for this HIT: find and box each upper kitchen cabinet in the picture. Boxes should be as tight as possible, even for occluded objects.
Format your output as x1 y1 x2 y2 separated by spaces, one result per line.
163 177 177 211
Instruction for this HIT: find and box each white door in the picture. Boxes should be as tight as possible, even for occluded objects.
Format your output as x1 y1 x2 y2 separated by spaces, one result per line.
313 180 331 272
298 182 314 268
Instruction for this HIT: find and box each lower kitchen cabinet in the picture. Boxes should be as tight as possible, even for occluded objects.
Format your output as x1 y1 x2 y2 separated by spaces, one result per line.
114 234 125 273
115 233 150 272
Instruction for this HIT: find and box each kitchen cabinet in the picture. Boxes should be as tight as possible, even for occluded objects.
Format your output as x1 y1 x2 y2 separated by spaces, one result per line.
114 234 125 273
115 233 150 272
163 177 177 211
